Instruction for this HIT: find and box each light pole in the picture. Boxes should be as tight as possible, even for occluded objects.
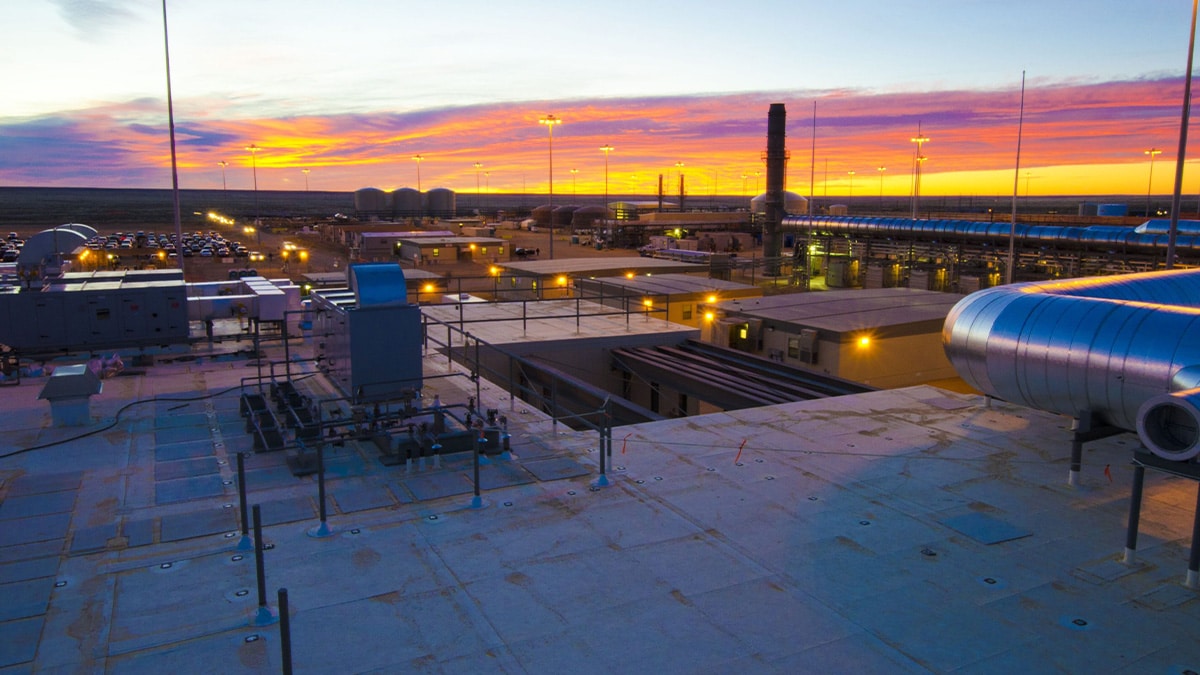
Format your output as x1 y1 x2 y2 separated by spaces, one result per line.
245 144 260 245
847 170 856 211
302 168 310 192
474 162 483 208
412 154 424 220
538 114 562 259
411 154 424 192
741 174 748 196
1145 147 1162 216
675 161 685 199
910 127 930 218
485 171 490 212
570 168 579 199
218 160 228 193
754 170 761 195
877 166 886 203
600 144 614 217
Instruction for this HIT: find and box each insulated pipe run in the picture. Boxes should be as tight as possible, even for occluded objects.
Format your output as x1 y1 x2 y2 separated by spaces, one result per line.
943 267 1200 461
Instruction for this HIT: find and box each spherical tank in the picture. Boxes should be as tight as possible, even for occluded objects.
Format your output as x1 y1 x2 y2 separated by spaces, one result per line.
354 188 388 214
425 188 456 217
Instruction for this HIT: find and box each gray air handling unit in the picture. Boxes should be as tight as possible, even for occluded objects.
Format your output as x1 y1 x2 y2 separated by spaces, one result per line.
0 269 189 353
942 267 1200 463
310 263 422 402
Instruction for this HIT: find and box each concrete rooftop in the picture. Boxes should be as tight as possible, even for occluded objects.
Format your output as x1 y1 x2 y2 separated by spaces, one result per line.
1 339 1199 672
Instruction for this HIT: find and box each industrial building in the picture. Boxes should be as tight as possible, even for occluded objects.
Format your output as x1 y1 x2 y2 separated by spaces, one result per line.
700 287 963 389
492 256 717 301
575 273 762 329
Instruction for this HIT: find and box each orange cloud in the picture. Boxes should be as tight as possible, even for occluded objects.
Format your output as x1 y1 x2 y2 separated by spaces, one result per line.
0 79 1190 196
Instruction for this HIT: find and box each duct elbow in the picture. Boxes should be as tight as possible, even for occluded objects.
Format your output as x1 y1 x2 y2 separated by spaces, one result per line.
1137 388 1200 462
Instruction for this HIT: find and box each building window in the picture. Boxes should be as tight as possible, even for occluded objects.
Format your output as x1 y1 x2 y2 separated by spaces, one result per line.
682 303 693 320
787 337 799 359
432 248 440 258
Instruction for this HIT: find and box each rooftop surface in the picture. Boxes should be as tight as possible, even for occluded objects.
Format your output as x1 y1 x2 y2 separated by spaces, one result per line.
575 273 760 297
1 341 1199 672
714 288 966 335
497 256 709 277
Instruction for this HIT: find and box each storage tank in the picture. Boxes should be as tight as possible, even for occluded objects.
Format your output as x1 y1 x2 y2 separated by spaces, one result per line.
552 205 580 228
354 188 389 216
426 188 456 218
531 205 553 228
751 190 808 215
571 205 611 230
391 188 421 216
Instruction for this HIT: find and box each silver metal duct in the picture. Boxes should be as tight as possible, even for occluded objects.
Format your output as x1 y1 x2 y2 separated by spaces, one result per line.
943 267 1200 461
783 215 1200 254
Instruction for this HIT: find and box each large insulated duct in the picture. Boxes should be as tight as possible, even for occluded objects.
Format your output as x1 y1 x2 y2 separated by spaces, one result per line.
782 215 1200 255
763 103 787 276
943 267 1200 461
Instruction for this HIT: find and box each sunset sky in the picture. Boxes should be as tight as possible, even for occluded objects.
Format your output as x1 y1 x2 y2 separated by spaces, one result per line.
1 0 1196 197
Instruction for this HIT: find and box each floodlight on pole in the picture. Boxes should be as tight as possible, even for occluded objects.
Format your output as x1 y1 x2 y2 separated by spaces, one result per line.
411 154 424 192
600 144 614 217
570 168 579 198
538 114 562 259
847 170 856 211
218 161 228 192
245 144 261 244
877 166 886 200
301 168 310 192
910 127 930 218
1145 147 1163 216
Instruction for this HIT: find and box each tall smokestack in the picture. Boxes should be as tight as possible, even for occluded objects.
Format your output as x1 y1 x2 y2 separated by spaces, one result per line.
764 103 787 276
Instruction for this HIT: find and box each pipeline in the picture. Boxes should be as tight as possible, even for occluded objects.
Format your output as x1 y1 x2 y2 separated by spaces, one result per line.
942 267 1200 461
782 215 1200 255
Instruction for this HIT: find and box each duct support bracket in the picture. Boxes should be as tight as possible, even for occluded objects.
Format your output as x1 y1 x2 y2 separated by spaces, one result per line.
1129 452 1200 586
1068 412 1124 487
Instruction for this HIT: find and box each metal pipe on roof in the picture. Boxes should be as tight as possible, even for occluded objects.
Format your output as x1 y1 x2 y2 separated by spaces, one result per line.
943 267 1200 461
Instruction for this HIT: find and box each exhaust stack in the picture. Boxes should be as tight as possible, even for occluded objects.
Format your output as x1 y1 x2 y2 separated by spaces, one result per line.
764 103 787 276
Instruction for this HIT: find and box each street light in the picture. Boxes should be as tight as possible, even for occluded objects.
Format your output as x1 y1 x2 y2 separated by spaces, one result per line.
302 168 310 192
538 114 562 259
474 162 483 207
877 166 886 202
218 161 228 193
675 161 685 196
910 128 930 218
485 171 490 212
1145 148 1163 216
245 144 260 244
600 144 614 217
754 170 761 195
741 174 748 196
570 168 579 199
847 170 856 211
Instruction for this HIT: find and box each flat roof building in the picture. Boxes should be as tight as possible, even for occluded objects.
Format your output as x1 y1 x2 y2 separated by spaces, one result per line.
701 287 964 388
